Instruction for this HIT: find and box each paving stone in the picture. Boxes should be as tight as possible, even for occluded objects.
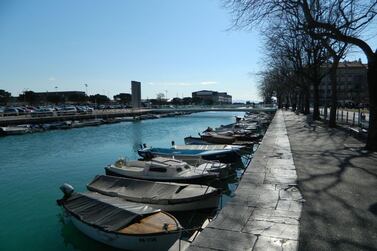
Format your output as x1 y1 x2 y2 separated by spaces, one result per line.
253 236 298 251
278 187 303 201
191 228 257 251
276 200 302 212
249 208 300 225
265 175 297 185
207 204 254 232
186 246 215 251
242 220 299 240
240 172 265 184
267 159 295 170
188 111 302 251
267 169 297 178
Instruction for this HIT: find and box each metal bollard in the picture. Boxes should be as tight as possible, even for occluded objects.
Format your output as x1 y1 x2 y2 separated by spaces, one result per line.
352 112 355 126
341 110 344 122
346 111 349 124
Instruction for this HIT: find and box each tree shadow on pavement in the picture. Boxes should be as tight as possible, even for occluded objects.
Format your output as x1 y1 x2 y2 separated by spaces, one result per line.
283 111 377 251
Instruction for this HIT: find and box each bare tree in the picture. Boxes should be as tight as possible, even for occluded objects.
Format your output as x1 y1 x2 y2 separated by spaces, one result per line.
225 0 377 150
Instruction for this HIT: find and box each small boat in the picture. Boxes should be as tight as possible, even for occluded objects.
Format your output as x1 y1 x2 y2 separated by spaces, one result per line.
172 143 244 151
105 157 218 184
112 116 135 122
184 136 212 145
0 126 31 136
57 184 181 251
87 175 221 211
192 160 230 178
140 114 159 120
42 121 71 130
199 132 236 144
184 136 255 147
70 119 103 128
138 146 240 163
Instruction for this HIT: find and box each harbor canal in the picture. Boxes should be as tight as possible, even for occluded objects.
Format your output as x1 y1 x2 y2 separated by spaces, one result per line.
0 111 249 251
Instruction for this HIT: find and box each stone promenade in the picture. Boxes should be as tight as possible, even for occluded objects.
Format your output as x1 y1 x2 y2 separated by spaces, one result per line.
284 111 377 250
188 110 303 251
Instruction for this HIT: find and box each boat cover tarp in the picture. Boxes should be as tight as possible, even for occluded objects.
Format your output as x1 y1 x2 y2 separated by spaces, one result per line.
142 148 237 157
63 192 159 232
175 144 243 151
87 175 218 204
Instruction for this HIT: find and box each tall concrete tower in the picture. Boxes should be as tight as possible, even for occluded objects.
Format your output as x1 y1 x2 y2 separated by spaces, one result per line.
131 81 141 108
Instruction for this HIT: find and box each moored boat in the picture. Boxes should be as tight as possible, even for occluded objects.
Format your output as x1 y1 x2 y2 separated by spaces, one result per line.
138 146 241 163
87 175 221 211
200 132 236 144
57 184 181 251
184 136 255 147
105 157 218 184
0 126 31 136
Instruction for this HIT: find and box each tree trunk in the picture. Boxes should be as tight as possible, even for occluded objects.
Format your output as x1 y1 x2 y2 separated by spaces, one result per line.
366 54 377 151
304 89 310 114
312 80 320 120
329 58 340 128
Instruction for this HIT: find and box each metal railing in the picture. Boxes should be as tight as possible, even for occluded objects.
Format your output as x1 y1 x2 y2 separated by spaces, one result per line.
319 107 369 129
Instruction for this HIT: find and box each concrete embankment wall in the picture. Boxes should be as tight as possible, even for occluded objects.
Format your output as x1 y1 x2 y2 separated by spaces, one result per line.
0 109 153 126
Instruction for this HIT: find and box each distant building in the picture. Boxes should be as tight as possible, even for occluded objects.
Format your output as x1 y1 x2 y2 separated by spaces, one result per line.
319 60 368 106
114 93 132 104
131 81 141 108
192 90 232 104
35 91 86 102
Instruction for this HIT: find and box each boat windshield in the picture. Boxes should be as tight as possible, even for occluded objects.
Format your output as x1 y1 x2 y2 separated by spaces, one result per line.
149 167 167 173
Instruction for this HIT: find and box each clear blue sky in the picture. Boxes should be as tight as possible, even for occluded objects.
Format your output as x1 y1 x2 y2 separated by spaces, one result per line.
0 0 375 101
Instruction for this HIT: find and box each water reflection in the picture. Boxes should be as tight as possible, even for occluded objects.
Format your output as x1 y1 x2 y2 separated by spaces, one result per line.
130 121 143 153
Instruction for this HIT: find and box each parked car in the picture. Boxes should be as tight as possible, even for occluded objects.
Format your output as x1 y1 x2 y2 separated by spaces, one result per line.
57 106 77 116
16 107 27 115
76 106 93 114
3 107 19 116
31 108 55 117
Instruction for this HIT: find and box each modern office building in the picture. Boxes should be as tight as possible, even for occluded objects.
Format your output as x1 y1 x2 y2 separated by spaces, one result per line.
131 81 141 108
192 90 232 104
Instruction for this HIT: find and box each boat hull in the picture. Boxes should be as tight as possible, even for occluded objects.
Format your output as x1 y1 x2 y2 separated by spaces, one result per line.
200 135 235 144
138 149 240 164
105 168 217 185
144 194 220 211
184 136 212 145
69 214 180 251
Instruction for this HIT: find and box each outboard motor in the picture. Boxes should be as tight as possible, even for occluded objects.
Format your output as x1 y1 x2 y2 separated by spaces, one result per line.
143 143 147 148
204 127 213 132
57 183 75 205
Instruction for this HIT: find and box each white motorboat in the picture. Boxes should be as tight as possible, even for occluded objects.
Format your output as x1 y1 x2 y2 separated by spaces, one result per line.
0 126 31 136
105 157 218 184
57 184 181 251
87 175 221 211
172 143 245 151
70 119 103 128
138 146 241 163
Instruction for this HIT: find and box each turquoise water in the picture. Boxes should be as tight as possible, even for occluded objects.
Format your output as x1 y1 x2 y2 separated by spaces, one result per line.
0 112 244 251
